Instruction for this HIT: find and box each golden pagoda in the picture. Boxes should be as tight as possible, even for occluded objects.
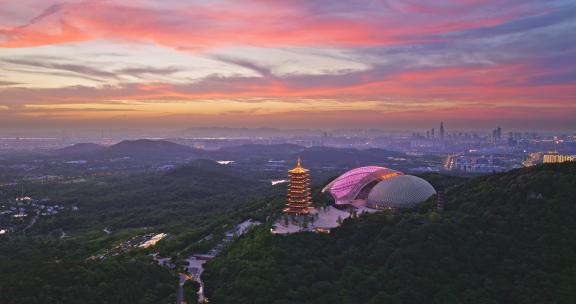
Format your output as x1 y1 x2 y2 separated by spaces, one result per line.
284 157 312 215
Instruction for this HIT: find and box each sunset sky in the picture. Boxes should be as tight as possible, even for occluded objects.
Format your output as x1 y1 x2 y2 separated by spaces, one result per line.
1 0 575 131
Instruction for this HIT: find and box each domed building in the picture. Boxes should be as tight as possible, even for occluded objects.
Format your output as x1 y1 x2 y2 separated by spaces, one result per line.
275 165 437 235
322 166 436 210
322 166 403 205
367 175 436 209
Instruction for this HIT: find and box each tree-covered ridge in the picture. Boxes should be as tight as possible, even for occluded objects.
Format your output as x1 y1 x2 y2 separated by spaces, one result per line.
0 159 273 304
0 238 177 304
23 159 268 235
202 162 576 304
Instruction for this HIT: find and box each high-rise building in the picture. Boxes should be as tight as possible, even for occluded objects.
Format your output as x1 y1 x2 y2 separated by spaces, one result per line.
284 157 312 215
440 122 445 140
492 127 502 142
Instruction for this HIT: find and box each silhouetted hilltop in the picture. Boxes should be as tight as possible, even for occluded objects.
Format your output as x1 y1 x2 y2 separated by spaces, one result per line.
53 143 104 155
49 139 202 160
167 159 238 178
105 139 197 157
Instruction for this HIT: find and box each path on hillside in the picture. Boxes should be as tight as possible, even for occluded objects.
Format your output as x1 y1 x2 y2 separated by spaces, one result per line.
175 219 260 303
22 210 39 233
176 273 187 304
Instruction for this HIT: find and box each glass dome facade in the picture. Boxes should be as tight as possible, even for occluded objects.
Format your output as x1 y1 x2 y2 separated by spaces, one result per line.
367 175 436 209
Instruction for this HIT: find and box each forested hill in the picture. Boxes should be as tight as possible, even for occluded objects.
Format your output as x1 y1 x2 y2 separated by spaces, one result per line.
202 162 576 304
0 159 273 304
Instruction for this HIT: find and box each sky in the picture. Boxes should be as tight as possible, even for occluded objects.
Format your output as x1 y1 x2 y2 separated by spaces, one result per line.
0 0 575 132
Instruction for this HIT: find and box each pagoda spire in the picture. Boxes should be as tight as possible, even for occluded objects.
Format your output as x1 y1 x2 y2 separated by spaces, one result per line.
284 157 312 215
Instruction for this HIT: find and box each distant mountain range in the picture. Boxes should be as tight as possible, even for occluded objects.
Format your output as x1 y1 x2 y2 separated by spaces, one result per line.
52 139 203 160
104 139 200 158
53 143 104 155
49 140 411 169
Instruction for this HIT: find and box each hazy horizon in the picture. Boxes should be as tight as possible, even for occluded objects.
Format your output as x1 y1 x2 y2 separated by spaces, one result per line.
0 125 572 139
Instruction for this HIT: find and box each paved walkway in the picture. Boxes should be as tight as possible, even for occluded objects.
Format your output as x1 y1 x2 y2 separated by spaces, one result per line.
272 205 380 234
177 219 261 303
176 273 188 304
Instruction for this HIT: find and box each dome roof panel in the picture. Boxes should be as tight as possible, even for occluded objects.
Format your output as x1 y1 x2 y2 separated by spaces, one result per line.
367 175 436 209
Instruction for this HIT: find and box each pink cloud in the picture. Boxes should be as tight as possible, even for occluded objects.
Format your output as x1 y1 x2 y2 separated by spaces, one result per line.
2 63 573 109
0 0 573 130
0 1 528 49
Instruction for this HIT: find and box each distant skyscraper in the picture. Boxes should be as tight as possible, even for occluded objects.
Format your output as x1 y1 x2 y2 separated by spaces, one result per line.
440 122 445 140
492 127 502 142
284 157 312 215
431 128 435 138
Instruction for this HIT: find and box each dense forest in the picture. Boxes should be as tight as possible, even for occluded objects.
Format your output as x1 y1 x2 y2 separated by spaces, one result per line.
19 159 270 239
203 162 576 304
0 159 276 303
0 238 177 304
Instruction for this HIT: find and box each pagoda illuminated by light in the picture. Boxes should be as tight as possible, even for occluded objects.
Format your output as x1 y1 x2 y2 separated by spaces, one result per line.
284 157 312 215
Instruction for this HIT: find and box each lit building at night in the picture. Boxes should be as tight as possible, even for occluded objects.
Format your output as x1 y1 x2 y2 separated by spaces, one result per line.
322 166 403 206
284 157 312 215
322 166 436 210
274 165 437 235
543 154 575 164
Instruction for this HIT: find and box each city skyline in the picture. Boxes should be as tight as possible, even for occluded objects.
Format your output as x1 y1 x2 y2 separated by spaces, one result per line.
1 0 575 131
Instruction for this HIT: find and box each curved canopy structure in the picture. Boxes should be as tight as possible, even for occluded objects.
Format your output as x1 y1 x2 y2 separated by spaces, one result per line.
367 175 436 209
322 166 402 205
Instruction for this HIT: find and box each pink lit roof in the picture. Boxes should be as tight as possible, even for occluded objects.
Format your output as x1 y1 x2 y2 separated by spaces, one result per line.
322 166 403 204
